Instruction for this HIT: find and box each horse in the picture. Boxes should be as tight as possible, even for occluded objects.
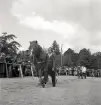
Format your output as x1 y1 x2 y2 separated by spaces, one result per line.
29 40 57 88
77 66 87 79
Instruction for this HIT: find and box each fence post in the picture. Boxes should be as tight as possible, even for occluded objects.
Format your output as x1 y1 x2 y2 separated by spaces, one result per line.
19 64 23 78
31 64 34 78
5 62 8 78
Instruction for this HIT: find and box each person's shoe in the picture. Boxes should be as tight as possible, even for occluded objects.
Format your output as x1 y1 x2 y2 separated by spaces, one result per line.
52 84 56 87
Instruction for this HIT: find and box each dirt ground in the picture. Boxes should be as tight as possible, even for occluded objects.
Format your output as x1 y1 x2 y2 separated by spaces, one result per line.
0 76 101 105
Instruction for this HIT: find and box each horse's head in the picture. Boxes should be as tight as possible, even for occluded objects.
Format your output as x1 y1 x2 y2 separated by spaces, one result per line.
29 40 38 53
29 40 42 58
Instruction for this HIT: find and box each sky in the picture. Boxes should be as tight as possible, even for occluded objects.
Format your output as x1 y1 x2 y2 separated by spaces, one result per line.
0 0 101 53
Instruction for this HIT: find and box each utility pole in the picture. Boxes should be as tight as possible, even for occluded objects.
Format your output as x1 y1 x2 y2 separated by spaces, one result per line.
61 44 63 67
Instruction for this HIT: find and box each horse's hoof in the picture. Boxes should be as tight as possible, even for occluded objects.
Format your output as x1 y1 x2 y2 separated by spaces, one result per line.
41 81 45 88
53 85 56 87
42 84 45 88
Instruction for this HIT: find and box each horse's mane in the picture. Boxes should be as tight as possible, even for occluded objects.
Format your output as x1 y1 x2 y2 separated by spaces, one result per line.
35 44 42 58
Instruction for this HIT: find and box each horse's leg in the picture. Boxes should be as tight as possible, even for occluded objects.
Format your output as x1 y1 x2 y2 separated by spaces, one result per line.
39 68 45 85
37 69 41 85
41 70 48 88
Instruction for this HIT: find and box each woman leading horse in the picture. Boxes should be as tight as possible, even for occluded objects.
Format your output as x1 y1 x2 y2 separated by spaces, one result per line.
29 40 57 87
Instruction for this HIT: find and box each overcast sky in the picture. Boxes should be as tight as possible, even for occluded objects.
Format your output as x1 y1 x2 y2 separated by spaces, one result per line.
0 0 101 53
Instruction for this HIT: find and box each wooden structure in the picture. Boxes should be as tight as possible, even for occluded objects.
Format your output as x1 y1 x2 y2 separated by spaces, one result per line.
0 62 34 78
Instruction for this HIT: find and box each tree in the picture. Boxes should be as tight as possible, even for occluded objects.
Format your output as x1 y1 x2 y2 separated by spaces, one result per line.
72 53 79 67
78 48 91 68
89 54 98 69
50 40 60 55
92 52 101 69
63 48 75 67
0 32 21 55
64 48 74 56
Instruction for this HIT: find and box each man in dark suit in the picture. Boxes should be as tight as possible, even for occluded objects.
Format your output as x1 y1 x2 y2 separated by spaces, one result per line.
43 49 56 87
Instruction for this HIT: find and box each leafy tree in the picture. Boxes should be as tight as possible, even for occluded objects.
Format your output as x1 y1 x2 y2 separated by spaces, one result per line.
63 48 75 67
92 52 101 69
72 53 79 67
0 32 21 55
78 48 91 68
50 40 60 55
64 48 74 56
89 54 98 69
54 54 61 67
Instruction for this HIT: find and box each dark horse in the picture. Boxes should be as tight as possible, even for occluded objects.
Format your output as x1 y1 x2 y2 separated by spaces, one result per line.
29 40 56 88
